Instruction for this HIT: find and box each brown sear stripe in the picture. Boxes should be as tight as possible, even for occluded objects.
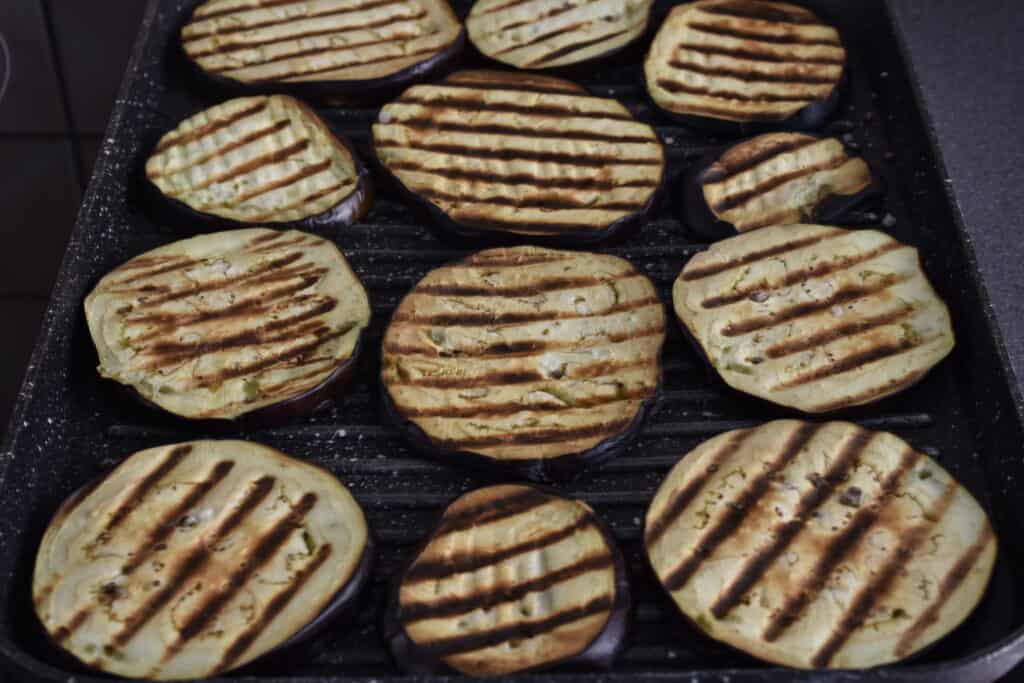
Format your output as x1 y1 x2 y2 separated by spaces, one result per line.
247 45 446 82
494 21 585 56
417 186 646 212
681 229 843 280
894 526 994 658
656 78 823 102
215 543 334 674
416 594 614 657
396 384 654 419
689 21 841 47
52 608 92 644
156 102 268 153
709 154 850 213
774 335 929 390
526 26 635 67
465 253 572 268
247 181 354 221
762 446 921 642
710 429 873 619
165 139 311 196
435 80 582 96
378 141 660 168
674 42 844 66
478 0 536 15
765 304 916 359
96 445 193 541
810 478 960 667
446 417 632 449
391 297 662 328
235 158 333 202
196 328 346 387
645 429 754 548
812 367 929 413
417 275 628 298
386 162 658 191
437 489 553 537
107 476 276 650
663 423 821 592
392 357 653 390
395 96 633 122
402 553 613 624
699 2 821 25
701 137 821 184
669 58 839 85
110 258 199 286
387 118 654 144
186 0 405 39
195 0 314 21
151 119 292 179
495 0 598 32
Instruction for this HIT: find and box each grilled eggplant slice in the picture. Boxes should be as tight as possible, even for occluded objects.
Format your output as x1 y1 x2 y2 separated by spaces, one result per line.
383 484 630 675
644 0 846 134
372 70 665 245
466 0 653 70
381 245 665 481
181 0 465 98
33 440 373 680
85 228 371 422
645 420 997 669
145 95 371 230
684 133 878 240
672 224 954 413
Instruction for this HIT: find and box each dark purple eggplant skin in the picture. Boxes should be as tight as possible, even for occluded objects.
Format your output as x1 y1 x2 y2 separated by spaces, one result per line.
380 484 632 675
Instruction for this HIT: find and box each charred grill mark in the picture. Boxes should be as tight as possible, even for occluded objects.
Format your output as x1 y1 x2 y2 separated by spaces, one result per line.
762 447 921 642
248 181 353 221
186 0 407 39
478 0 541 16
655 78 823 102
645 429 753 547
110 258 200 287
895 527 994 658
245 233 315 253
195 0 317 21
681 229 843 280
386 162 658 191
775 335 929 390
689 22 840 47
699 2 820 25
230 156 334 203
674 42 844 66
764 304 916 359
391 297 662 327
709 155 850 213
464 254 572 268
392 357 652 389
810 479 960 668
52 608 92 644
97 445 193 541
401 553 613 624
107 476 276 650
493 21 586 55
669 59 839 85
710 429 872 619
434 80 582 96
378 141 661 167
812 368 929 413
164 139 311 196
417 275 628 298
395 96 633 122
527 26 637 66
417 186 647 212
247 45 446 82
396 385 653 419
195 328 346 387
155 102 268 153
436 489 553 537
415 594 614 657
446 417 632 449
663 423 821 592
493 0 596 33
387 119 655 144
150 119 292 179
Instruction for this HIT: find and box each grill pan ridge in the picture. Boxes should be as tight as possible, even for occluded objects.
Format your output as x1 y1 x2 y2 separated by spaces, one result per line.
1 1 1024 682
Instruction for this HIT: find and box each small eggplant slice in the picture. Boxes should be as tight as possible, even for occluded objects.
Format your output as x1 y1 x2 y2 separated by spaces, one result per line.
466 0 653 70
645 0 846 134
372 70 665 245
180 0 465 99
645 420 997 669
85 228 371 422
145 95 372 231
33 440 373 680
381 245 665 481
671 224 955 413
683 133 879 241
383 484 630 676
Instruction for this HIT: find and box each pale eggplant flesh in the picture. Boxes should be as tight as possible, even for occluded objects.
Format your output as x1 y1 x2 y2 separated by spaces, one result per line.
645 420 997 670
380 245 666 482
382 484 631 676
32 440 373 680
84 228 371 422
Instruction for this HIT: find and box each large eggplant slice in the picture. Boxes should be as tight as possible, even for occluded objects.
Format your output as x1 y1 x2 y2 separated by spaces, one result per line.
33 440 373 680
672 224 954 413
84 228 371 422
145 95 372 231
381 245 665 481
644 0 846 134
466 0 653 70
180 0 465 98
383 484 630 675
683 133 879 240
645 420 997 669
372 70 665 245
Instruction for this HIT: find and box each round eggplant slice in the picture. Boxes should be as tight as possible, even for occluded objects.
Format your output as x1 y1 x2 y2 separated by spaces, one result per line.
33 440 373 680
466 0 653 70
84 228 371 421
383 484 630 676
381 245 665 481
672 224 955 413
180 0 464 98
144 95 371 230
683 133 879 240
372 70 665 245
645 420 997 669
644 0 846 134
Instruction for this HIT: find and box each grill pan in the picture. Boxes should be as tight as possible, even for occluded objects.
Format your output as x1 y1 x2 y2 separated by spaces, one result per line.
2 0 1024 681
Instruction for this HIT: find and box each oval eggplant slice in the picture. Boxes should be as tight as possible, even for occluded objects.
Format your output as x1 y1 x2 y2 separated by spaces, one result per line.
645 420 997 669
33 440 373 680
145 95 372 230
466 0 653 70
381 245 665 481
180 0 465 98
683 133 879 240
85 228 371 421
383 484 630 675
644 0 846 134
372 70 665 245
672 224 954 413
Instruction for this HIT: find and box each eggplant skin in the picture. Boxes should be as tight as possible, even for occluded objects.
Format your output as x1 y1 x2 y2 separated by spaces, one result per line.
381 484 632 676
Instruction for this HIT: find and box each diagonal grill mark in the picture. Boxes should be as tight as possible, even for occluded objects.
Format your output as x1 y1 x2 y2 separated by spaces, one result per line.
810 477 961 667
392 358 652 390
762 446 922 642
494 21 584 55
151 120 293 179
395 384 654 420
167 139 312 197
155 102 268 153
235 157 333 202
394 95 633 121
709 154 850 213
669 58 839 85
765 304 917 359
493 0 597 32
186 0 408 39
246 180 354 221
656 78 825 102
437 489 553 538
195 0 324 21
446 417 633 449
386 118 655 144
681 229 844 280
701 137 822 184
478 0 536 16
527 25 636 66
415 594 614 657
196 328 346 388
663 423 822 591
391 297 662 327
433 80 581 96
688 21 841 47
110 258 200 287
416 274 632 298
416 185 647 212
401 553 612 624
378 141 660 167
246 44 447 82
107 476 277 650
674 42 844 66
97 445 194 541
52 608 92 644
386 161 658 191
710 429 873 619
698 2 821 26
774 335 931 390
645 429 754 548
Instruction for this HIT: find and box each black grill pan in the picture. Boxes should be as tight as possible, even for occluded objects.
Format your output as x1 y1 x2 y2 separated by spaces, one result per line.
2 1 1024 681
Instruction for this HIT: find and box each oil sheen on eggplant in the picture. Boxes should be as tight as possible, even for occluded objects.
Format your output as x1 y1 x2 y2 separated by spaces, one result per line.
32 440 372 680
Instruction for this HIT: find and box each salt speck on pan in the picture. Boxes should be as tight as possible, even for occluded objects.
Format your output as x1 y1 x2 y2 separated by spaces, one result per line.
336 429 347 437
882 213 897 228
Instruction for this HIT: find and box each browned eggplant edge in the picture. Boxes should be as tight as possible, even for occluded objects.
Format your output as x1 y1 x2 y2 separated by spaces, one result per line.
380 483 632 675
